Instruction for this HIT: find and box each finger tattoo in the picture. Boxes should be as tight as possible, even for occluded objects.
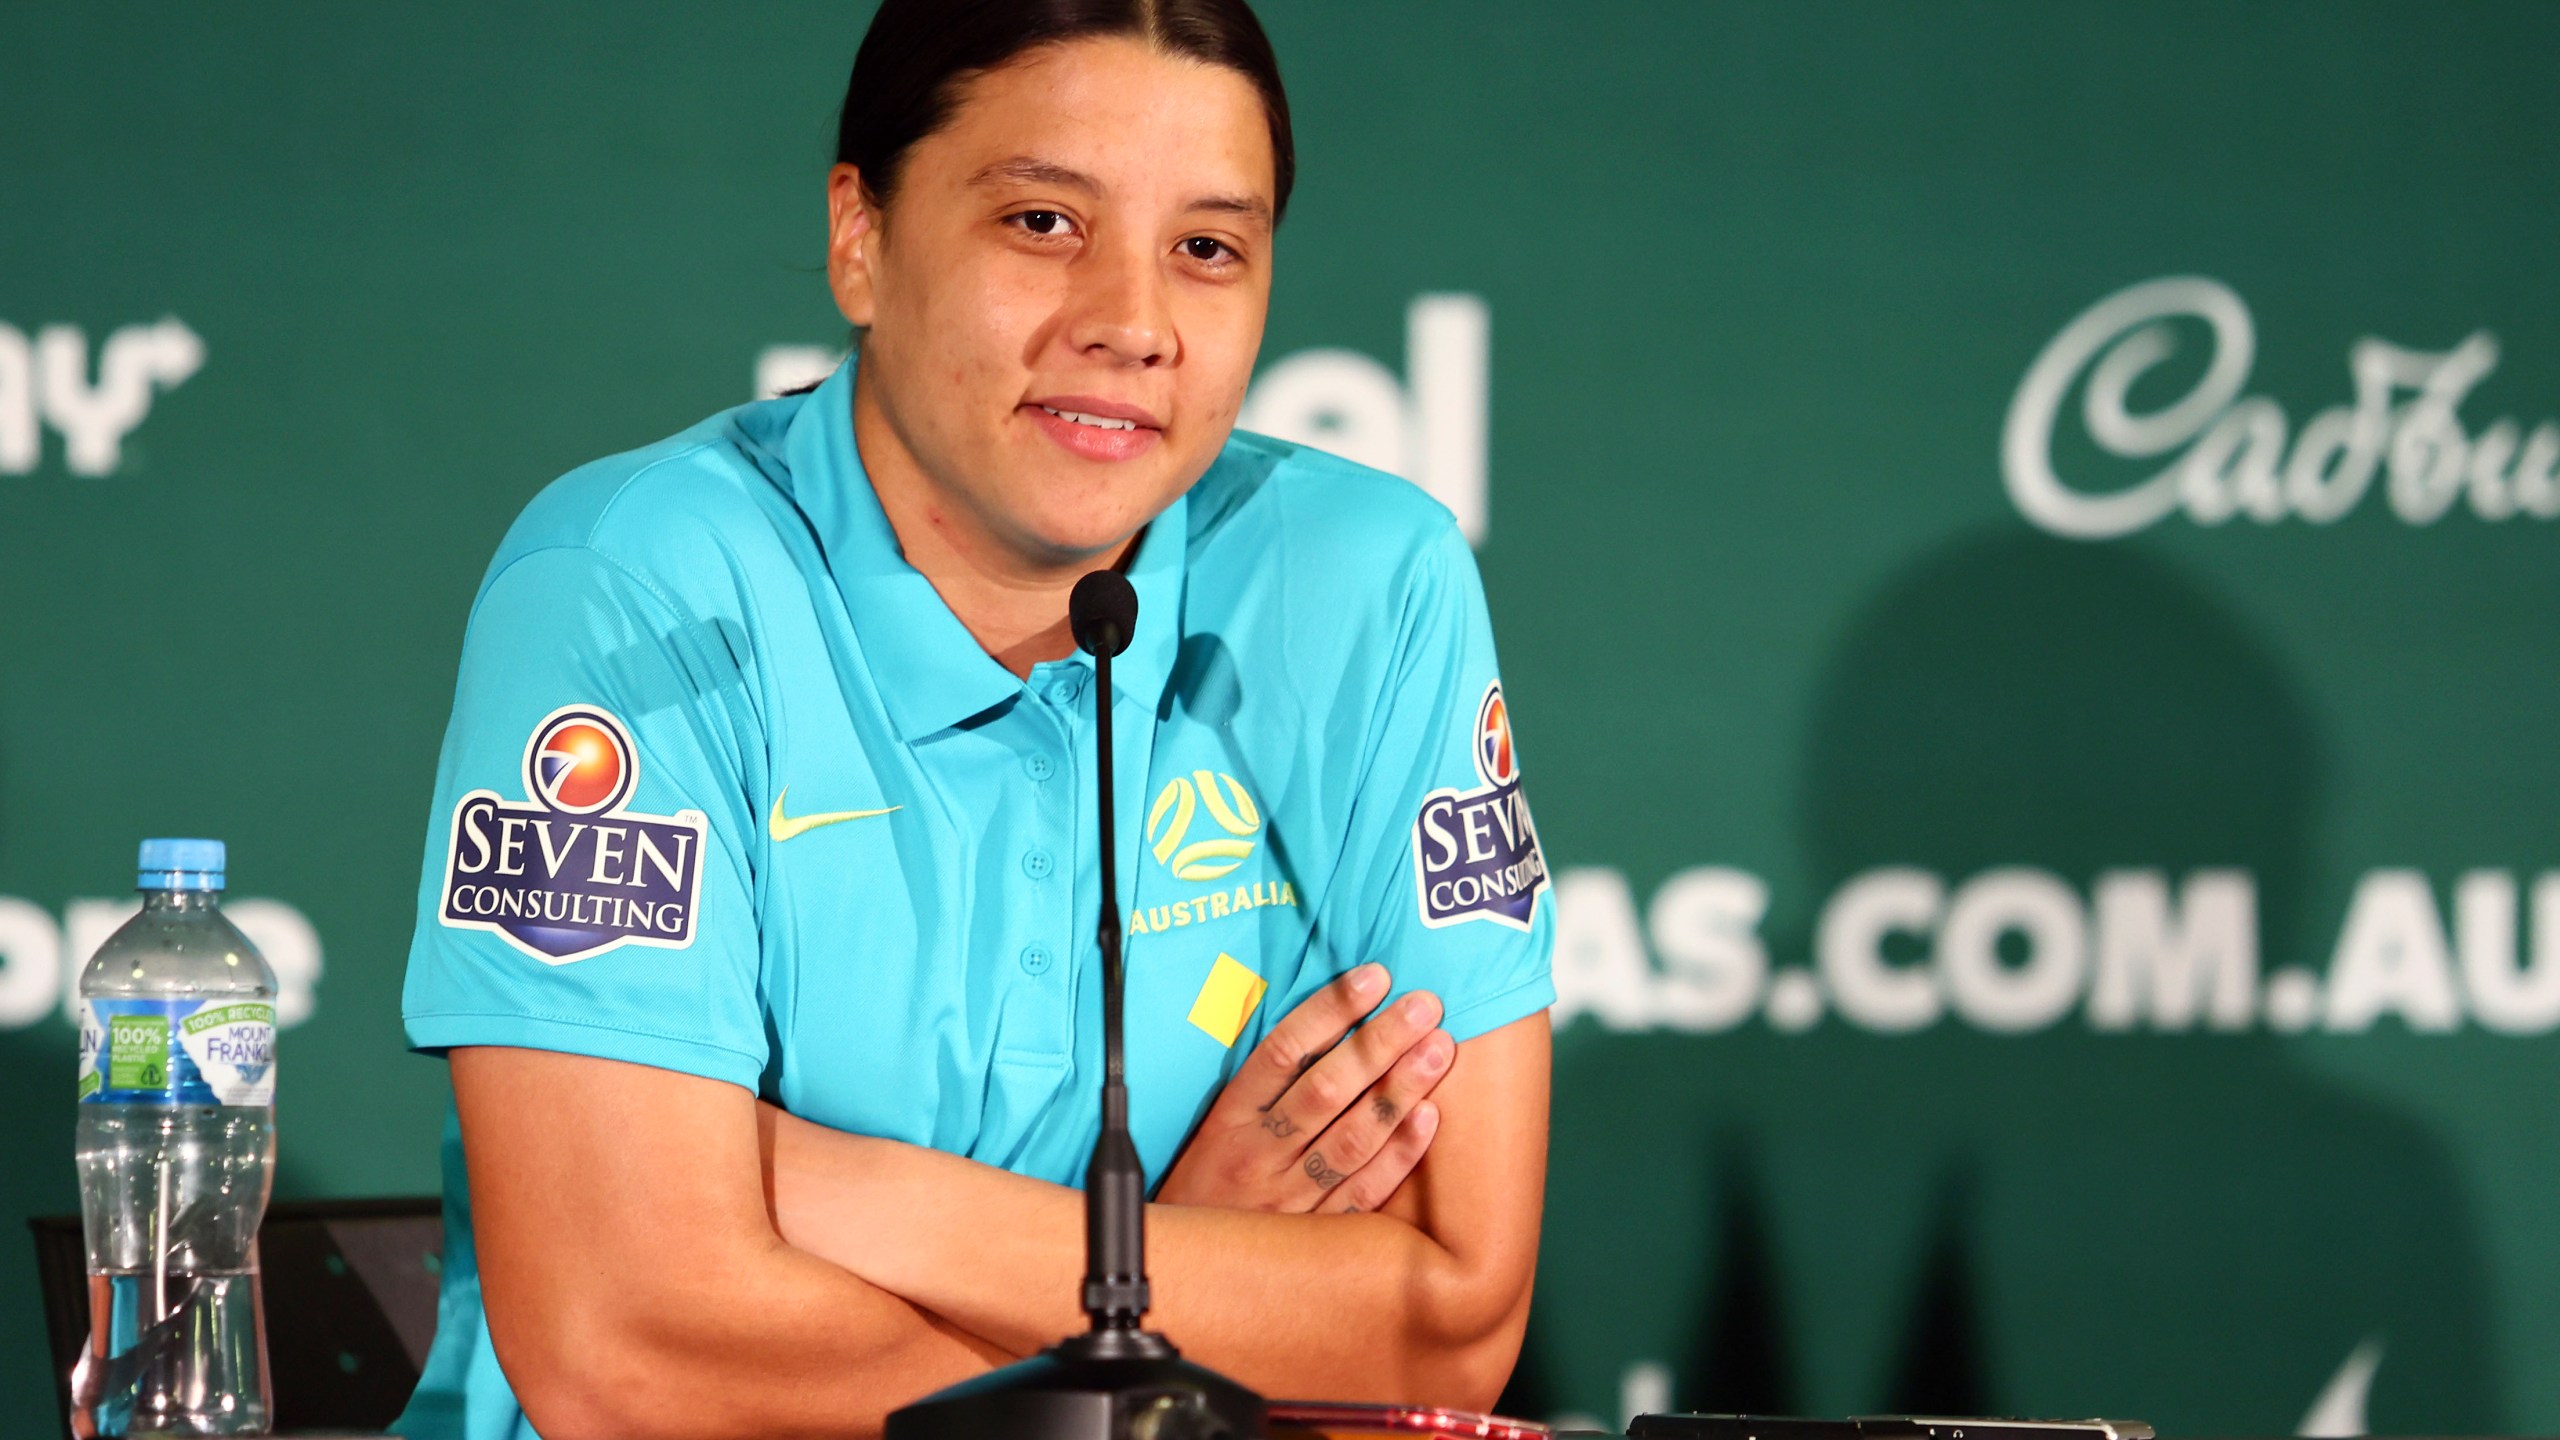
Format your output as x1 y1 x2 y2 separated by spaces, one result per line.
1256 1053 1322 1114
1304 1151 1348 1189
1371 1094 1399 1125
1261 1111 1297 1138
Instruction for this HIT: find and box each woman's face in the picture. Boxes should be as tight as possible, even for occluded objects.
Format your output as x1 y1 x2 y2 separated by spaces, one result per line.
830 37 1277 567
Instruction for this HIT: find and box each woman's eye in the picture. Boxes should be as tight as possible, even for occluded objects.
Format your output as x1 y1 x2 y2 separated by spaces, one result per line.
1012 210 1075 238
1181 236 1237 265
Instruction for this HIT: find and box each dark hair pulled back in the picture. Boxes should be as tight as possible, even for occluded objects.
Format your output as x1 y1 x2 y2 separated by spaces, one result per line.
837 0 1294 221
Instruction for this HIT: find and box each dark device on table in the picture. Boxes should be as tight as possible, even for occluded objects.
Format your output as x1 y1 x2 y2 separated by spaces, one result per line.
887 573 1265 1440
1628 1417 2155 1440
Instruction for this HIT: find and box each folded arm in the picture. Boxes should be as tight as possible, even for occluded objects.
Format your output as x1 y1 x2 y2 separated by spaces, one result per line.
764 1009 1552 1409
449 1046 1012 1440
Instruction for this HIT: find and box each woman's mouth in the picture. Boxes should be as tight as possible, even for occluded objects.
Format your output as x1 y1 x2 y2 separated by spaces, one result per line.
1022 399 1163 462
1040 405 1137 431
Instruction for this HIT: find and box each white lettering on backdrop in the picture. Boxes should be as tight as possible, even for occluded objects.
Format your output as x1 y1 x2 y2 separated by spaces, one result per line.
2003 276 2558 539
1236 293 1490 543
0 319 204 476
1552 864 2560 1037
0 896 322 1032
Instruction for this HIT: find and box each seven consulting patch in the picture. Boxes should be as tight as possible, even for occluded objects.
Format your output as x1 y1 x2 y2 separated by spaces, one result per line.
439 705 708 964
1412 681 1549 930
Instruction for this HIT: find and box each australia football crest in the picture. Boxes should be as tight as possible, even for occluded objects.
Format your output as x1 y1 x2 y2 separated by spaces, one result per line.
438 705 708 964
1412 681 1549 930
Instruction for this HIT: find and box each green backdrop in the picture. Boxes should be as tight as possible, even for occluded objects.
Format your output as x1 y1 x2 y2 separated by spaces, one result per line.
6 1 2557 1433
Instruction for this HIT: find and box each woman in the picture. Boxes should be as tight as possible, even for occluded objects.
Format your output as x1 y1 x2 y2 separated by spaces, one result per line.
398 3 1554 1437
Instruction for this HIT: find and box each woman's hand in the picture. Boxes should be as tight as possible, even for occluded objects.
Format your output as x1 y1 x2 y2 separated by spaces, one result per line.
1155 963 1455 1215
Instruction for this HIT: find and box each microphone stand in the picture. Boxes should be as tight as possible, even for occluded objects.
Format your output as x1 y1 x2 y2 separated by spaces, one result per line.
887 572 1264 1440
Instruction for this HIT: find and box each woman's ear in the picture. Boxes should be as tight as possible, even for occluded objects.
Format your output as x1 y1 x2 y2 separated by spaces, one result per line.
826 164 880 328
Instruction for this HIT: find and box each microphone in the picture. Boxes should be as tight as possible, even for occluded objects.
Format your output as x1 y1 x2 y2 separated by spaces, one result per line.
1067 570 1147 1335
1070 569 1138 664
887 569 1263 1440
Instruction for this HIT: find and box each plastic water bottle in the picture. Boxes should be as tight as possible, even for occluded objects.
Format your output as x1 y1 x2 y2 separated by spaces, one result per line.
73 839 277 1437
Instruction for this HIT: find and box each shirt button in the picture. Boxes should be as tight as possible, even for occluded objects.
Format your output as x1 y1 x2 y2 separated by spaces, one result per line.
1019 943 1054 976
1048 676 1084 706
1022 848 1054 880
1024 753 1055 782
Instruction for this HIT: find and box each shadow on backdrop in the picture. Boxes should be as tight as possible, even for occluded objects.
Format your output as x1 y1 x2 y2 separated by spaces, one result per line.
1679 1134 1800 1415
1882 1168 1986 1416
0 731 81 1420
1785 531 2498 1432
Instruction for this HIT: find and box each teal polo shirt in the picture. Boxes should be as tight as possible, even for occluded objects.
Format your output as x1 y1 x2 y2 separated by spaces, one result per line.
394 357 1556 1440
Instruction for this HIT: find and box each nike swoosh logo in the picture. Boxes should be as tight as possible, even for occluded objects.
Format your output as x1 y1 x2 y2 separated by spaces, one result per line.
768 786 901 842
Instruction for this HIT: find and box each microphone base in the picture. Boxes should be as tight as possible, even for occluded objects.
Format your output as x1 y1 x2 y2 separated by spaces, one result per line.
886 1328 1265 1440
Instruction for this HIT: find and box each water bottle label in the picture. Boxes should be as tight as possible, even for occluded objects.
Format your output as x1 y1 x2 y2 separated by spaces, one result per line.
78 998 276 1107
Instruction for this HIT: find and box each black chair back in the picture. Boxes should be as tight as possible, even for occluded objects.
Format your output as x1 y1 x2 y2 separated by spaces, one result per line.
29 1195 443 1438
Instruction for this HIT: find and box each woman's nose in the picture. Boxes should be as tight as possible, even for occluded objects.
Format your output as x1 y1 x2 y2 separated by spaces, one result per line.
1065 248 1173 368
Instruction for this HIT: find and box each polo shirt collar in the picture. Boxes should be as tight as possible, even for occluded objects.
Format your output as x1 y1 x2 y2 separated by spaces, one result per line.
784 356 1188 742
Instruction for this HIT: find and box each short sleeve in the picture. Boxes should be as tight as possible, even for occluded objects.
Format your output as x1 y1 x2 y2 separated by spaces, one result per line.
1334 525 1556 1042
401 544 769 1090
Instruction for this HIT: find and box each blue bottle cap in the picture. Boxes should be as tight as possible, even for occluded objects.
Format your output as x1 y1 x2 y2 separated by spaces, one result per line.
137 838 226 891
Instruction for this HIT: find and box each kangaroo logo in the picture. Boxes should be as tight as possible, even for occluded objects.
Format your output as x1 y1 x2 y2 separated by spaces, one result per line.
1148 771 1263 882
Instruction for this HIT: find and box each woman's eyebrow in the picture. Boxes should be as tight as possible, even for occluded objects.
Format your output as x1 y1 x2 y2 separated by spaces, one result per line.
968 155 1098 192
1188 193 1272 228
